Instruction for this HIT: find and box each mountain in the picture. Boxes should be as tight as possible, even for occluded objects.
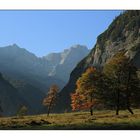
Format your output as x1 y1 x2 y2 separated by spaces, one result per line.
0 44 89 92
0 73 46 116
0 73 27 116
43 45 89 82
0 44 89 116
0 44 64 92
56 11 140 112
4 77 46 115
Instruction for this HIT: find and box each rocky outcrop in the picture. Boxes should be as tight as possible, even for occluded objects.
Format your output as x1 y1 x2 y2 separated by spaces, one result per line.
43 45 89 82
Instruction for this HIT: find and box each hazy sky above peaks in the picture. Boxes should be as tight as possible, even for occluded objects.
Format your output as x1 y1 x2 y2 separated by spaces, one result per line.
0 10 122 56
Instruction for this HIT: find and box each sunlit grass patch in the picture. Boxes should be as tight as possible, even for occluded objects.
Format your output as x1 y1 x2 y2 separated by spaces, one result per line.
0 109 140 129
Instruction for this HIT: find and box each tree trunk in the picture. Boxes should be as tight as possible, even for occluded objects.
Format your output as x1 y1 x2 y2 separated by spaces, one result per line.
126 68 134 115
116 91 120 115
90 107 93 116
47 97 54 116
126 90 134 114
90 93 93 116
47 106 51 116
127 106 134 114
116 74 121 115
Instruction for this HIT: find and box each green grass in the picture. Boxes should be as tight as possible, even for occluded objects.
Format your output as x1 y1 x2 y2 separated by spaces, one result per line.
0 109 140 130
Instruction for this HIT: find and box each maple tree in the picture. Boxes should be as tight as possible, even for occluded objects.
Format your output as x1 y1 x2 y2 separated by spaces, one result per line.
71 67 99 115
43 85 59 116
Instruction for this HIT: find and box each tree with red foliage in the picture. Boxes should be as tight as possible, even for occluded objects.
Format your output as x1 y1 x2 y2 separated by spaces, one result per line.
71 67 99 115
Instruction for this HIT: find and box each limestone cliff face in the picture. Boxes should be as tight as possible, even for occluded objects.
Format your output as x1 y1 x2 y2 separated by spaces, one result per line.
56 11 140 112
43 45 89 82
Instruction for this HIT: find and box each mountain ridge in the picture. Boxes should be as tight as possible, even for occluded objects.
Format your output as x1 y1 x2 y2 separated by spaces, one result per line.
0 44 89 91
0 44 89 116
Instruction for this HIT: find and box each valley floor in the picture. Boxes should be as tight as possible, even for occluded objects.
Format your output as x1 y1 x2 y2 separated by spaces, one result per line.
0 109 140 130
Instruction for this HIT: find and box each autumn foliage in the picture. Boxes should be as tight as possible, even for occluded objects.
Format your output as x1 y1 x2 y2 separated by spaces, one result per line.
71 67 99 115
71 51 139 116
71 93 98 111
43 85 59 116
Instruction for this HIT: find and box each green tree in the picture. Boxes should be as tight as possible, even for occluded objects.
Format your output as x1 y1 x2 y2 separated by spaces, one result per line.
17 105 28 117
43 85 59 116
103 52 139 115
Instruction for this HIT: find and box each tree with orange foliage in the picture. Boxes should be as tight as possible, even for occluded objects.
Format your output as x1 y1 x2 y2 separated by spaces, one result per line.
71 67 99 115
43 85 59 116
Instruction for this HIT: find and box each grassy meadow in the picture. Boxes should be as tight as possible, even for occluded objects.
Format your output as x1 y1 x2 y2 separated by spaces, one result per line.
0 109 140 130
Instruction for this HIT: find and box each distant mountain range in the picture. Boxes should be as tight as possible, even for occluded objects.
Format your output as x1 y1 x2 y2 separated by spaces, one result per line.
0 44 89 91
43 45 89 82
0 44 89 116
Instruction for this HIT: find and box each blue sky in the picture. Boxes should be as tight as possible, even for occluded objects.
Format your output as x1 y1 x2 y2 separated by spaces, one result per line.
0 10 122 57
